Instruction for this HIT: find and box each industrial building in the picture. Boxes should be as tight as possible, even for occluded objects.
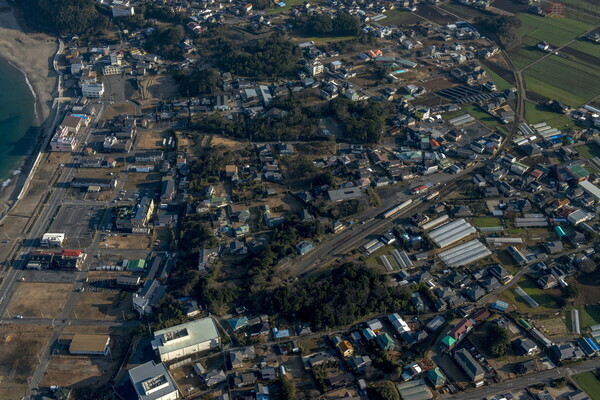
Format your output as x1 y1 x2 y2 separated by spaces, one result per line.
69 334 110 356
454 348 484 383
152 317 221 362
579 180 600 201
427 219 476 248
438 240 492 267
128 360 180 400
391 249 413 268
420 214 449 231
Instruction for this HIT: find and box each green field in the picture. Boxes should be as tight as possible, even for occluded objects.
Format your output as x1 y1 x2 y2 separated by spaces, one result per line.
573 372 600 400
524 102 580 129
523 54 600 107
481 65 513 91
504 276 561 313
568 39 600 60
471 217 503 227
508 13 598 70
462 104 502 128
579 305 600 330
383 9 423 25
575 143 600 159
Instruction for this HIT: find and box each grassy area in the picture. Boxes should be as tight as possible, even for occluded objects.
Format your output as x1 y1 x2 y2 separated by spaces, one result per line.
579 305 600 330
291 33 359 43
575 142 600 159
471 217 503 227
481 65 513 91
523 54 600 107
573 372 600 400
462 104 502 128
383 9 423 25
524 102 579 130
504 276 561 314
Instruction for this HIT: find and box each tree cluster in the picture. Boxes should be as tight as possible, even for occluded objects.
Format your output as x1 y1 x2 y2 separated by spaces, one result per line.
174 68 223 97
474 15 522 46
329 98 389 143
368 382 400 400
17 0 109 35
145 25 185 60
298 12 361 37
213 34 301 77
484 324 510 357
266 263 411 330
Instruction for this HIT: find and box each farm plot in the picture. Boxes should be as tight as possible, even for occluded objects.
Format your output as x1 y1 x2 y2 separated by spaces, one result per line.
523 54 600 107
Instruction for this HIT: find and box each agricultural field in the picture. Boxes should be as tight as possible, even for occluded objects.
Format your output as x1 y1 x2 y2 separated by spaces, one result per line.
265 0 314 15
383 9 424 25
471 216 503 227
577 305 600 330
481 65 513 91
524 102 579 129
573 372 600 400
439 1 490 20
508 13 598 70
461 104 502 128
523 54 600 107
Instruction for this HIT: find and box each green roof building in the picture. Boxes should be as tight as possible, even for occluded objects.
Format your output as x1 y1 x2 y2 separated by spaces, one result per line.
128 259 146 272
427 367 446 388
376 333 395 351
441 335 456 350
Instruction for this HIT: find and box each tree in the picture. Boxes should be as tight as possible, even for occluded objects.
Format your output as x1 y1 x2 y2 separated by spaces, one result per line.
562 284 579 300
281 376 296 400
300 12 360 37
474 15 522 47
174 68 222 96
484 324 509 357
368 382 400 400
17 0 109 35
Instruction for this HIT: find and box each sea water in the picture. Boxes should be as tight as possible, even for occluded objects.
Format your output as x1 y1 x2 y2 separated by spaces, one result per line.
0 58 36 185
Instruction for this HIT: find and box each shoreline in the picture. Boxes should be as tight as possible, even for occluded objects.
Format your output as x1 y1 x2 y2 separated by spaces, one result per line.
0 1 59 216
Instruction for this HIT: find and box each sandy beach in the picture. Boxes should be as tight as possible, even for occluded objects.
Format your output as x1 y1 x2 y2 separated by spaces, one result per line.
0 0 58 215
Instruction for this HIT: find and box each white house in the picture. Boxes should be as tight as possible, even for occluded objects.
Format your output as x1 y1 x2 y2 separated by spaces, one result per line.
82 82 105 98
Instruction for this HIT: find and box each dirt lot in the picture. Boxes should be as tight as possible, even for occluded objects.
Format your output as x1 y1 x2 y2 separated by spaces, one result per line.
122 171 162 192
70 291 135 321
210 135 248 152
0 323 53 399
5 282 72 318
41 325 134 396
135 129 171 150
102 102 138 121
102 234 152 250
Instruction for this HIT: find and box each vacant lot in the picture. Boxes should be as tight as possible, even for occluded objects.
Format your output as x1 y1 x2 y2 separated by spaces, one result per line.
0 324 53 399
71 291 135 321
5 282 72 318
122 171 162 192
41 325 134 396
135 129 171 150
573 372 600 400
102 234 152 250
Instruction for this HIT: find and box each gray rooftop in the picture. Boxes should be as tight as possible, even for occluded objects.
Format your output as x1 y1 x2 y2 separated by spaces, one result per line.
128 361 178 400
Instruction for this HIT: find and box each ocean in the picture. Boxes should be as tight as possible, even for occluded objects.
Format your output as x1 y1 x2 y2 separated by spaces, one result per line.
0 58 36 186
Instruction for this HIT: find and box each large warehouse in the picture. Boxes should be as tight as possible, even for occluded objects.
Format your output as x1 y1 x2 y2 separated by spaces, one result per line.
427 219 476 248
438 240 492 267
69 334 111 356
152 317 221 362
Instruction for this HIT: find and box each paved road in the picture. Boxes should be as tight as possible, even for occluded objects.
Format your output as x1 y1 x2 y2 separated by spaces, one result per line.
441 358 600 399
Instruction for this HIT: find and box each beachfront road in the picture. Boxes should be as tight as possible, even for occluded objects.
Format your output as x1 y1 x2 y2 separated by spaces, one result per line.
441 359 600 399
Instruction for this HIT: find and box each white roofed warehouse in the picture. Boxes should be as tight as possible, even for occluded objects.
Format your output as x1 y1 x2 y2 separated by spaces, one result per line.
438 240 492 267
151 317 221 362
427 219 476 248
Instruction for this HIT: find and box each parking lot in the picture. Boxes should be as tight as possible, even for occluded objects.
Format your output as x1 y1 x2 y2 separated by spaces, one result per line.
50 204 104 248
